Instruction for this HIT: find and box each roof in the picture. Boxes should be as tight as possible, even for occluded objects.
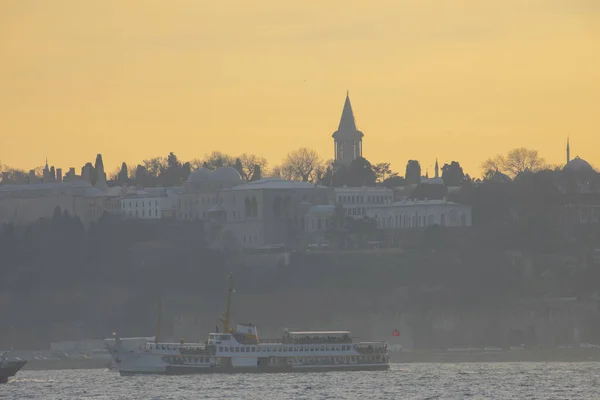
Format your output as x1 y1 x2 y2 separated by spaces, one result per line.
334 186 393 193
228 178 327 191
390 199 462 207
0 180 91 192
564 156 595 173
211 167 242 182
187 168 212 182
338 93 357 132
288 331 350 336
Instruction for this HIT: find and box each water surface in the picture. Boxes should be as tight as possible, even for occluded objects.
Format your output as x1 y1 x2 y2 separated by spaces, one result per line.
6 362 600 399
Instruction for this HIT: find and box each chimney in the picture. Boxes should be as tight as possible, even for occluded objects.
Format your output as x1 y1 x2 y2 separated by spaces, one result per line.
56 168 63 183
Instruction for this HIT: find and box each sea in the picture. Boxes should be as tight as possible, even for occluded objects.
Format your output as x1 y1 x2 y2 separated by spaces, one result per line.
5 363 600 399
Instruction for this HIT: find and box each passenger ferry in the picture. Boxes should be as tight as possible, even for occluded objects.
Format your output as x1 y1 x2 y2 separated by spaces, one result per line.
109 274 389 375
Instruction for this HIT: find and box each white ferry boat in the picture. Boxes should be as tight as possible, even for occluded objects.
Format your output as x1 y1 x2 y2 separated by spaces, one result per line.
109 274 389 375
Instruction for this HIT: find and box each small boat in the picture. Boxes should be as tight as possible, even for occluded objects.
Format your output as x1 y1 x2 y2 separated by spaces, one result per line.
109 273 390 375
0 351 26 383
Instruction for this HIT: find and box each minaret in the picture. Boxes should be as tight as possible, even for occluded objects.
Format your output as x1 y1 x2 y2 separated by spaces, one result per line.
566 138 571 164
434 158 439 179
332 91 364 167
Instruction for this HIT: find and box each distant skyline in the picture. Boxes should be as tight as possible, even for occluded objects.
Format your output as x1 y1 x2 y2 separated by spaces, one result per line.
1 0 599 176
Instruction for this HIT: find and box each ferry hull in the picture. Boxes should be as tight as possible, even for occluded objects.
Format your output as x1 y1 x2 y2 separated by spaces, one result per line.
120 363 389 376
0 360 27 384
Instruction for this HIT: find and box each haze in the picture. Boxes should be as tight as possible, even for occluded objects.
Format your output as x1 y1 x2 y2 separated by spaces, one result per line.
1 0 599 174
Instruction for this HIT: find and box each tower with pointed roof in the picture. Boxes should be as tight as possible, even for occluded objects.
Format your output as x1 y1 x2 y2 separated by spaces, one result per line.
434 158 439 179
332 92 364 166
566 138 570 164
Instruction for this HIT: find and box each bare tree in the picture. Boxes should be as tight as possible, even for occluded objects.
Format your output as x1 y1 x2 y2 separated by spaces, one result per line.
275 148 325 182
143 157 167 179
481 148 547 178
189 158 205 170
201 151 235 170
237 153 268 181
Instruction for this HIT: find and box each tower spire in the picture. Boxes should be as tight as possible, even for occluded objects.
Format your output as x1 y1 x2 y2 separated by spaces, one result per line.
566 138 570 164
434 158 439 178
338 92 357 131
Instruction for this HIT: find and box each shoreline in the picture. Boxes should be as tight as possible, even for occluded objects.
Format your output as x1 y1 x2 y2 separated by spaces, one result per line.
391 348 600 364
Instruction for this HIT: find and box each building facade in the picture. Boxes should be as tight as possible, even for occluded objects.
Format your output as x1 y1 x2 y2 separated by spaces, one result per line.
333 186 394 218
121 187 182 219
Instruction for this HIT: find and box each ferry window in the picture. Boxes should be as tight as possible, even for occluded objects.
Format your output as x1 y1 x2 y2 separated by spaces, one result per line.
251 347 255 352
246 347 250 352
241 347 245 352
219 347 223 352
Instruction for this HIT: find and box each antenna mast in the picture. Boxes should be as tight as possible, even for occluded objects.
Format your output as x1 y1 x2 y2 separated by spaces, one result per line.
223 273 233 332
154 298 163 344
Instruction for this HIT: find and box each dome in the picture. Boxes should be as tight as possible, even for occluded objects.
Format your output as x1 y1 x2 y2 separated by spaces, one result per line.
564 156 595 173
187 168 212 182
211 167 242 183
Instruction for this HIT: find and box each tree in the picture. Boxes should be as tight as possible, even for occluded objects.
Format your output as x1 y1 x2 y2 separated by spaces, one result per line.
81 162 96 185
373 162 397 183
274 148 325 183
250 165 262 181
481 148 547 178
161 152 183 185
441 161 465 186
202 151 235 170
333 157 377 187
234 158 244 179
95 154 104 172
117 162 129 183
405 160 421 185
0 167 30 184
381 175 406 188
133 165 150 187
237 153 268 181
143 157 167 181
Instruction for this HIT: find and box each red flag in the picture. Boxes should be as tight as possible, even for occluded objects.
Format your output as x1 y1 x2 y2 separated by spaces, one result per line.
392 329 400 337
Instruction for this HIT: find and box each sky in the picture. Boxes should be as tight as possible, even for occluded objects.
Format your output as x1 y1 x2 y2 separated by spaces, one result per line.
1 0 599 177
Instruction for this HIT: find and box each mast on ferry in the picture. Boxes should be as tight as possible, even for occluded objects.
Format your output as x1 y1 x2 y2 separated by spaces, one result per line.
155 298 163 344
223 273 233 332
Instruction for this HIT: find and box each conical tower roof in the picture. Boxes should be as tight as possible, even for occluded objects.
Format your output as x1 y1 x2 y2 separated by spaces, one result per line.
338 92 357 132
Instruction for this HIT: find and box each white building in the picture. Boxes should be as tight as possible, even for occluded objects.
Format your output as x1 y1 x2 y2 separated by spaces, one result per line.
367 199 472 229
305 198 472 236
333 186 394 218
121 187 182 219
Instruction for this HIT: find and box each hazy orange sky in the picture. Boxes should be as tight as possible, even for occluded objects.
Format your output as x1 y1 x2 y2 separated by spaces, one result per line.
1 0 599 177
